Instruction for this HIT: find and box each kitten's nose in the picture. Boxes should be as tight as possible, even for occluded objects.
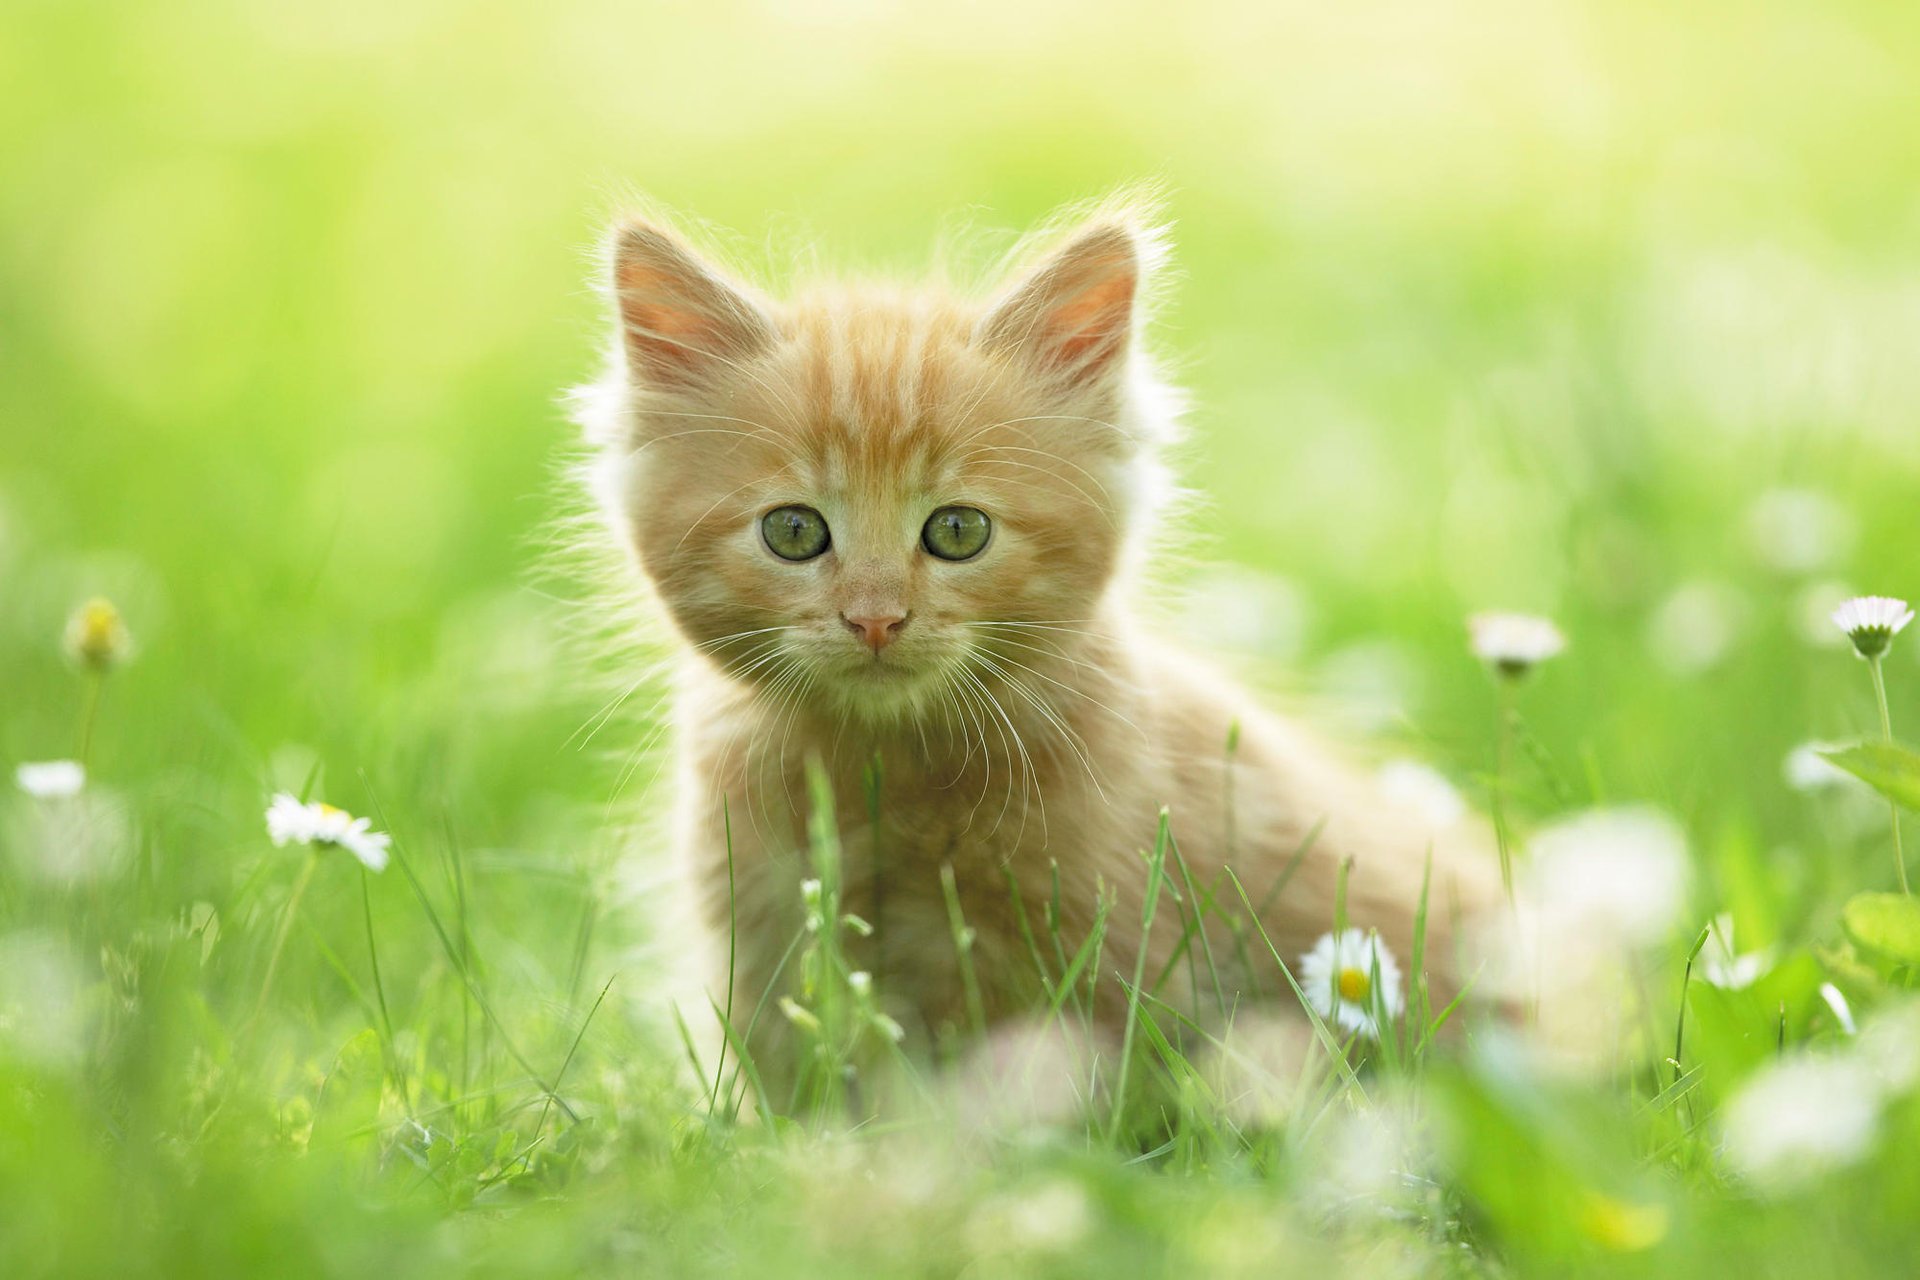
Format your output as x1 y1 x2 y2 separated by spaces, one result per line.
842 612 907 654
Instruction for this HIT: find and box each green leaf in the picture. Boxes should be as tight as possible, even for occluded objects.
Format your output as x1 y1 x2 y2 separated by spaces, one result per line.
1820 742 1920 811
1842 892 1920 966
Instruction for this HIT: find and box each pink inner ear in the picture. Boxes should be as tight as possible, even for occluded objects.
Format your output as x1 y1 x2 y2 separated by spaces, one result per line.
616 265 730 384
612 227 772 388
1046 270 1136 378
982 225 1142 388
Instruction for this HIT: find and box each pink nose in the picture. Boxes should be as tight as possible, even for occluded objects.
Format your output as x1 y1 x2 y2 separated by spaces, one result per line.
842 612 907 654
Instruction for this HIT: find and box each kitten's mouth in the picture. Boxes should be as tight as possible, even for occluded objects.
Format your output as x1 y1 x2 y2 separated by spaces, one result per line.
850 656 920 679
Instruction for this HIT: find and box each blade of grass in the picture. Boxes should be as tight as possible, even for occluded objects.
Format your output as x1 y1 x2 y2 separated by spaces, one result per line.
367 801 579 1123
1225 867 1368 1101
940 862 987 1040
529 972 616 1151
707 798 738 1123
360 865 406 1105
1108 808 1172 1143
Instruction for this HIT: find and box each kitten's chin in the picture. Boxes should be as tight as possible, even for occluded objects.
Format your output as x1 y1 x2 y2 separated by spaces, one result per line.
821 661 950 723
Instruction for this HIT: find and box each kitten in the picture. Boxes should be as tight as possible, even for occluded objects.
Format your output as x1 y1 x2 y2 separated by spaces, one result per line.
579 197 1500 1061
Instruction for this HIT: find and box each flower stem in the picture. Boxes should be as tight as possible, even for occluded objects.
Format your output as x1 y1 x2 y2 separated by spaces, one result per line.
76 670 104 767
1491 679 1517 905
1869 656 1908 895
251 848 322 1026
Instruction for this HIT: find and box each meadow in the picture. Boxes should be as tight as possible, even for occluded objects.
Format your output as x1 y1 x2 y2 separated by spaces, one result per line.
7 0 1920 1275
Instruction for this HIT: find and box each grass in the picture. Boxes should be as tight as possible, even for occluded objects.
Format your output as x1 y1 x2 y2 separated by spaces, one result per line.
9 0 1920 1274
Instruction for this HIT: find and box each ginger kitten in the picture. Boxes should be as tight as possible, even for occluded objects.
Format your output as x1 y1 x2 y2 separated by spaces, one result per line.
579 198 1500 1061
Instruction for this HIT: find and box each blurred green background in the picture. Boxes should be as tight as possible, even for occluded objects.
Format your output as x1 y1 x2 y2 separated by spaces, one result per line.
7 0 1920 1274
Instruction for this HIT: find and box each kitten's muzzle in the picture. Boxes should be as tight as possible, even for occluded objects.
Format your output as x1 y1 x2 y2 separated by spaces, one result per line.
842 611 908 654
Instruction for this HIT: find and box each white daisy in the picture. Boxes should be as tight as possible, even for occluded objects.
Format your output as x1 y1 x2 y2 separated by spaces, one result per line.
263 792 390 872
1297 928 1404 1040
1831 595 1913 660
1525 807 1690 948
1719 1052 1881 1190
1376 759 1466 828
1856 1002 1920 1092
1699 914 1771 991
1468 611 1565 677
265 792 316 844
15 760 86 800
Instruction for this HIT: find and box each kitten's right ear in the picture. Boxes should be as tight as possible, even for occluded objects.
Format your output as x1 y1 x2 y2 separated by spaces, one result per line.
609 221 776 390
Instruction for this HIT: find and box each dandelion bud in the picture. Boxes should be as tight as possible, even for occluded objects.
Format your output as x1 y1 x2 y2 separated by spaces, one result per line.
65 597 131 672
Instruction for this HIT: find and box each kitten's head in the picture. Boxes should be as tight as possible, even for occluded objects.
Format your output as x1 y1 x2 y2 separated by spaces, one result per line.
582 200 1178 721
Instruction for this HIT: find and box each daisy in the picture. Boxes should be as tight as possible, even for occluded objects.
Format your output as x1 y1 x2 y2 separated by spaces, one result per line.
1831 596 1913 892
1298 928 1404 1040
1468 611 1565 677
1525 807 1690 948
15 760 86 800
1719 1052 1881 1190
1832 596 1913 660
1376 759 1466 828
264 792 390 872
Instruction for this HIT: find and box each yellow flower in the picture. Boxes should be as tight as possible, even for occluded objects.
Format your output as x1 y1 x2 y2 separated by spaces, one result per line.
65 597 131 671
1578 1190 1669 1252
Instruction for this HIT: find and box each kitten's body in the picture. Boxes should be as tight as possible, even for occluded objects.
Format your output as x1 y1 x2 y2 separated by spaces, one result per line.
672 631 1492 1042
583 201 1498 1057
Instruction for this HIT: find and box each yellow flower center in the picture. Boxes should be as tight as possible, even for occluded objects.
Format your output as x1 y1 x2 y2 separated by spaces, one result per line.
317 804 346 819
1337 967 1371 1003
71 598 128 666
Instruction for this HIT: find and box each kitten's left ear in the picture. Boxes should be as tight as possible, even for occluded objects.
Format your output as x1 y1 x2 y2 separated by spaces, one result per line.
976 219 1153 391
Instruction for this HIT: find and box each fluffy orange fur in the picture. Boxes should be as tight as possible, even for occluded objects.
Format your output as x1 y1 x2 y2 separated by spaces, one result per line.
579 199 1500 1062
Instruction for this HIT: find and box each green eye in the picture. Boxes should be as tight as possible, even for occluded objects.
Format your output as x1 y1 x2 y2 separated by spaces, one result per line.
761 505 830 561
921 506 992 562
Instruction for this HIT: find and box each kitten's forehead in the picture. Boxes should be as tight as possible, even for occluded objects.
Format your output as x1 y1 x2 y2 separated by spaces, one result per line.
773 287 1003 460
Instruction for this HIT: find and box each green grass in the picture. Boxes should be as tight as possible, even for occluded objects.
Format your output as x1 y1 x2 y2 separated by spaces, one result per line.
8 0 1920 1274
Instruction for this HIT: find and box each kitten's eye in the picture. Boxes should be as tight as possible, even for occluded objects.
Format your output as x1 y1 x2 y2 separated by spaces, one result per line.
761 506 831 561
921 506 992 562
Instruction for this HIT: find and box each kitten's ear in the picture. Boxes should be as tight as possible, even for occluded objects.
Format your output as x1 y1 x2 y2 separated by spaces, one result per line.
609 221 776 389
976 220 1150 391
